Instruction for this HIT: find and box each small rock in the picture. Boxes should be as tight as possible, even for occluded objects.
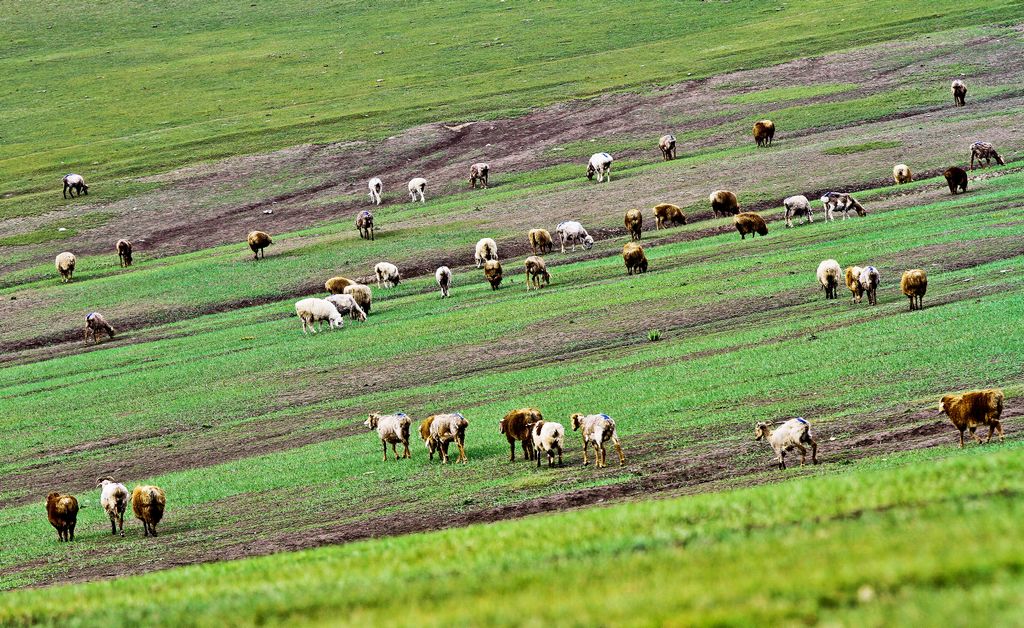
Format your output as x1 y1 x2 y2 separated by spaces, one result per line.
263 209 273 214
58 227 67 232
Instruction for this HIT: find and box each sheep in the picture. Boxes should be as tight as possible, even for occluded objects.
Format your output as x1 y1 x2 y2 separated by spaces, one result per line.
364 412 412 461
97 477 129 537
733 212 768 239
622 242 648 275
858 266 880 306
470 162 489 188
820 192 866 221
500 408 541 461
474 237 499 268
408 177 427 202
753 120 775 147
368 177 383 205
325 276 356 294
754 418 818 469
951 79 967 107
530 420 565 468
570 413 625 468
970 141 1004 170
783 195 813 228
55 252 76 283
900 269 927 311
46 492 79 542
816 259 842 300
428 412 469 464
586 152 613 182
62 173 89 198
483 259 503 290
344 284 372 314
653 203 686 229
247 230 272 260
325 294 367 321
944 166 968 194
624 209 643 241
436 266 452 298
356 210 375 241
658 134 676 161
419 415 438 460
295 298 344 334
518 256 548 291
529 228 553 255
844 266 864 303
939 388 1004 448
131 485 166 537
116 239 133 267
374 262 400 288
555 221 594 253
84 312 115 343
709 190 739 217
893 164 912 184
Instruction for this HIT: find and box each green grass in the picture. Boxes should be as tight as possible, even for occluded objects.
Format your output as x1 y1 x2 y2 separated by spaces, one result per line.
0 212 116 247
824 140 904 155
722 82 860 105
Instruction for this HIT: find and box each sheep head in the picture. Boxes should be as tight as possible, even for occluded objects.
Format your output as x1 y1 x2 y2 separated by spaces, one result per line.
571 413 584 431
499 419 507 435
96 477 115 486
364 414 380 430
586 164 596 180
754 422 770 440
583 236 594 250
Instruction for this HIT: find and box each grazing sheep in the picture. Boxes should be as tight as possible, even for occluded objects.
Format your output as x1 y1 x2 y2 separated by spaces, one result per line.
55 252 76 283
408 177 427 202
753 120 775 147
754 418 818 470
783 195 813 228
368 177 383 205
820 192 866 221
622 242 648 275
325 294 367 321
570 413 625 468
116 239 133 267
733 212 768 239
893 164 913 184
470 163 489 189
900 269 927 311
429 412 469 464
364 412 412 461
858 266 880 306
97 478 129 537
483 259 503 290
529 228 553 255
530 420 565 468
131 485 166 537
500 408 541 461
586 152 613 182
46 492 79 542
555 221 594 253
653 203 686 229
816 259 842 300
844 266 864 303
356 210 375 241
435 266 452 298
524 256 550 290
951 79 967 107
658 134 676 161
709 190 739 217
247 231 272 260
419 415 438 460
374 262 400 288
474 237 499 268
939 388 1005 448
624 209 643 241
295 298 344 334
970 141 1004 170
325 276 356 294
84 312 115 344
344 284 372 314
944 166 968 194
62 173 89 198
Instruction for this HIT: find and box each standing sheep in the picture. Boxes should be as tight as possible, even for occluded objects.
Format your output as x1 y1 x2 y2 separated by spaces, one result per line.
951 79 967 107
435 266 453 298
733 213 768 239
658 134 676 161
368 177 383 205
753 120 775 147
325 276 356 294
294 298 344 334
754 418 818 469
816 259 842 300
116 239 133 267
469 163 489 189
783 195 813 228
970 141 1004 170
429 412 469 464
131 485 166 537
530 420 565 468
893 164 913 184
624 209 643 241
524 256 550 290
939 389 1004 448
944 166 968 194
55 252 76 283
247 231 272 260
622 242 648 275
474 238 499 268
820 192 866 221
46 492 79 542
529 228 553 255
419 415 438 461
374 262 401 288
900 269 927 311
408 177 427 202
483 259 503 290
709 190 739 217
500 408 541 461
356 210 375 241
555 221 594 253
364 412 412 461
570 413 625 468
325 294 367 321
344 284 372 314
653 203 686 229
62 173 89 198
586 152 613 182
844 266 864 303
858 266 880 306
84 312 115 343
97 478 129 537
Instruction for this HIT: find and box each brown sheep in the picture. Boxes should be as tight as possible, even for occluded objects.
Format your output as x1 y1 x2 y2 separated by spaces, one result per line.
940 389 1004 448
419 416 438 461
470 163 489 189
753 120 775 147
944 167 968 194
624 208 643 241
529 228 553 255
84 312 115 344
653 203 687 229
356 210 374 240
429 413 469 464
709 190 739 217
343 284 372 314
500 408 541 461
893 164 912 184
524 256 550 290
483 260 503 290
46 492 79 542
844 266 863 303
622 242 648 275
658 134 676 160
247 231 272 260
325 276 356 294
900 269 927 311
952 79 967 106
733 212 768 239
131 485 166 537
116 239 133 267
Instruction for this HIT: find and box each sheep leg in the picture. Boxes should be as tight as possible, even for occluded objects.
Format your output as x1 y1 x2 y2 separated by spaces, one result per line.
456 438 467 464
110 516 117 536
597 444 606 469
557 445 563 467
402 439 411 459
958 428 966 449
581 441 590 466
536 447 542 468
794 444 808 466
118 513 125 536
382 440 388 462
986 424 995 443
508 439 516 462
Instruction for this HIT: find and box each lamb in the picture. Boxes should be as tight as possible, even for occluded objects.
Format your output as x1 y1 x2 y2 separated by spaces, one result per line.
939 388 1004 448
893 164 913 184
325 276 356 294
624 209 643 241
247 230 272 259
374 262 400 288
858 266 880 306
131 485 166 537
754 418 818 469
653 203 686 229
555 221 594 253
709 190 739 217
368 177 383 205
900 269 927 311
733 212 768 239
524 256 550 290
622 242 648 275
419 415 438 460
474 237 498 268
500 408 541 461
408 177 427 202
344 284 372 314
84 312 115 343
116 239 133 267
753 120 775 147
529 228 553 255
658 134 676 161
944 166 968 194
46 492 79 542
816 259 842 300
586 152 613 182
62 173 89 198
428 412 469 464
820 192 866 221
435 266 452 298
469 162 489 188
530 420 565 468
364 412 412 461
356 210 375 240
570 413 625 468
97 478 129 537
970 141 1004 170
951 79 967 107
325 294 367 321
294 298 344 334
55 252 76 283
844 266 864 303
783 195 812 228
483 259 503 290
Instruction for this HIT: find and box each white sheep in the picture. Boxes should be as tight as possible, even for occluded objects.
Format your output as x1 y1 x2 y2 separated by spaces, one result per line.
530 420 565 468
816 259 842 300
429 412 469 464
294 298 343 334
408 177 427 202
586 152 613 182
754 418 818 469
364 412 412 461
570 413 625 468
325 294 367 321
368 177 383 205
55 252 76 283
97 477 130 537
783 195 812 228
858 266 880 306
435 266 452 298
820 192 866 221
62 173 88 198
374 262 400 288
555 221 594 253
474 237 498 268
